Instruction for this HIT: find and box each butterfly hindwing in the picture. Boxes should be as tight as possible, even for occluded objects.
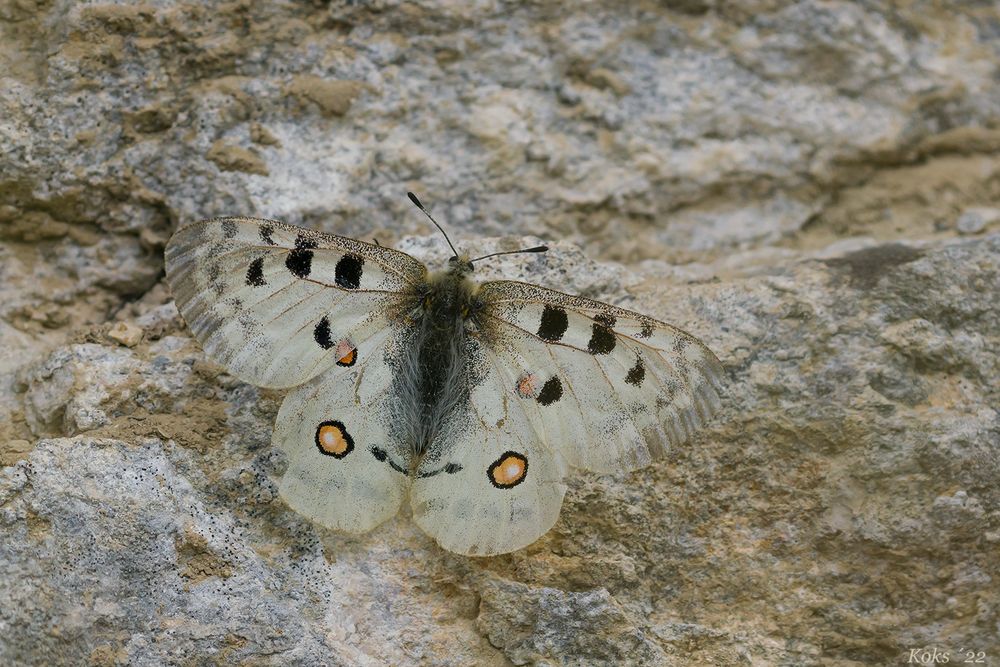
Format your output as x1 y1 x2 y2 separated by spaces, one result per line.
164 217 426 389
476 280 725 474
275 325 414 534
409 337 569 556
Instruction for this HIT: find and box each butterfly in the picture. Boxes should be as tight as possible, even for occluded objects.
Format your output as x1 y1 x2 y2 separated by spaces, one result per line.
164 193 725 556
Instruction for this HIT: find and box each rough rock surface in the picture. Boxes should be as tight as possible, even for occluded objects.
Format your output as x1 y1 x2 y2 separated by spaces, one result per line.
2 1 998 665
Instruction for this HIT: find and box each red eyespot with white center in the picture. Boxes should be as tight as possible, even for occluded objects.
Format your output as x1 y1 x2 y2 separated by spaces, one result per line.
335 339 357 367
515 372 539 399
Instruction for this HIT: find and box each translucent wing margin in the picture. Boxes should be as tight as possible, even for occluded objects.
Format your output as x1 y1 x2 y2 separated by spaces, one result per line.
476 280 725 473
165 217 426 389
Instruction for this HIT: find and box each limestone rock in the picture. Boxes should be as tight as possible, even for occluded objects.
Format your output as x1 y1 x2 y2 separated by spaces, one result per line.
2 0 998 664
284 76 366 118
107 320 144 347
206 141 270 176
956 207 1000 236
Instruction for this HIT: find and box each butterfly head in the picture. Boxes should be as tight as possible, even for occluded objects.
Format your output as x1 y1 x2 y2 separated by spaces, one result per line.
447 254 475 276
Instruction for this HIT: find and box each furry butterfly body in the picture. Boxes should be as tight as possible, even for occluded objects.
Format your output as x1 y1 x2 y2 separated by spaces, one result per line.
165 214 725 555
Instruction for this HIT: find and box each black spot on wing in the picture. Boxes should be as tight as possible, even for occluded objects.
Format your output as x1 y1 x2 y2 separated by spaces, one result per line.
286 235 318 278
246 257 266 286
259 224 275 245
371 446 408 475
221 220 237 239
626 356 645 386
588 320 616 355
537 305 568 342
595 312 616 328
638 321 655 338
314 316 333 349
335 253 364 289
417 461 464 478
537 376 563 406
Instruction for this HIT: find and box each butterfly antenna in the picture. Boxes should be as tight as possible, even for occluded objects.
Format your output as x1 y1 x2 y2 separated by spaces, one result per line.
469 245 549 264
407 192 459 259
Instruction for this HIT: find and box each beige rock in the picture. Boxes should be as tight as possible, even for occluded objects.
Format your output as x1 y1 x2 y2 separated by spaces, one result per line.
0 439 32 466
205 141 269 176
249 122 281 147
107 321 143 348
284 76 365 117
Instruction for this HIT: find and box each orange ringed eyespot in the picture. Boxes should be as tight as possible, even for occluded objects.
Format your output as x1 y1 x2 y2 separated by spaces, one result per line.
315 421 354 458
487 451 528 489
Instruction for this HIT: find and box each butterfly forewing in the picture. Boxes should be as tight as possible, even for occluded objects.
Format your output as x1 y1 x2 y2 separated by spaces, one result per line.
476 280 725 474
165 217 426 389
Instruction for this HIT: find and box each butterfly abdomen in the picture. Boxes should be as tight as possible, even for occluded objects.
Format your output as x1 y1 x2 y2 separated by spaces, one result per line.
393 270 479 459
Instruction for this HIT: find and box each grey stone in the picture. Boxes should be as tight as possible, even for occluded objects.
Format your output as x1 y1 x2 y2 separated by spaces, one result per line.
2 0 999 664
956 207 1000 235
476 581 667 665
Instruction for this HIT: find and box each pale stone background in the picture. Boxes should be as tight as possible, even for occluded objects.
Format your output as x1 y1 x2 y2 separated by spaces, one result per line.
1 1 998 665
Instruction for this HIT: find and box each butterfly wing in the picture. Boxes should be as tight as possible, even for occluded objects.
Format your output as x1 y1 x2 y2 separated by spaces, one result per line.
409 336 569 556
411 280 723 556
275 324 414 534
164 217 426 389
165 216 425 534
474 280 725 474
